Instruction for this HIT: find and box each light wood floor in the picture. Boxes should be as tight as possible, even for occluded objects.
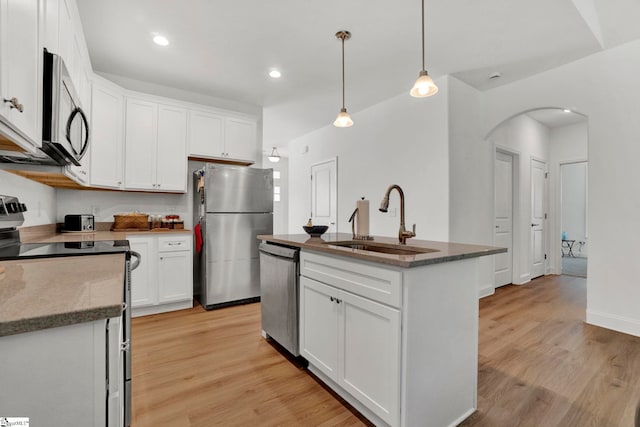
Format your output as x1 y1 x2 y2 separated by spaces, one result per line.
132 275 640 426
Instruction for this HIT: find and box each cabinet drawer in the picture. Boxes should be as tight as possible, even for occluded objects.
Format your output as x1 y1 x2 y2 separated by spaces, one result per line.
158 235 191 252
300 251 402 308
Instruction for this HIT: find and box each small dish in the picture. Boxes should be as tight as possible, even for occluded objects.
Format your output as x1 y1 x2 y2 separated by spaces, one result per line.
303 225 329 237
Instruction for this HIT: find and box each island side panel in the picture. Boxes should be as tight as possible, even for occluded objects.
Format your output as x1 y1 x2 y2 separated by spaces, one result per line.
401 258 479 427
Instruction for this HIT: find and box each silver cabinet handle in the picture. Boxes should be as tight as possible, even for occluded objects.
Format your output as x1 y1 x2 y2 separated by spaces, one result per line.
330 296 334 302
117 181 122 185
4 97 24 112
531 223 540 227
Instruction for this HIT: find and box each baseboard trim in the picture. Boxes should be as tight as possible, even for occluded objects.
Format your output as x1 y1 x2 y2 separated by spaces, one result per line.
586 309 640 338
478 286 495 299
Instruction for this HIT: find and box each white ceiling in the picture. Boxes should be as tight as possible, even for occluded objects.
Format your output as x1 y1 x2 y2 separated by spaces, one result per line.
76 0 640 148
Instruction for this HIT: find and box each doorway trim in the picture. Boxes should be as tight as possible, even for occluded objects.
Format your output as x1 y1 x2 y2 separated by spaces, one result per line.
493 145 523 288
556 159 588 275
310 157 338 232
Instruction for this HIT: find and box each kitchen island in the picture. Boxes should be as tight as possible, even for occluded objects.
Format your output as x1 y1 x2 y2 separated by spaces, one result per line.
258 233 505 427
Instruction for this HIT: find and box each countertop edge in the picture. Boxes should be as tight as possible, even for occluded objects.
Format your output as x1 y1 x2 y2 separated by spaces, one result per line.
258 234 507 268
0 304 122 338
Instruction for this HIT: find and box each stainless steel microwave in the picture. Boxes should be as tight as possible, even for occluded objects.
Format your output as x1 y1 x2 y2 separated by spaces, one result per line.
40 49 89 166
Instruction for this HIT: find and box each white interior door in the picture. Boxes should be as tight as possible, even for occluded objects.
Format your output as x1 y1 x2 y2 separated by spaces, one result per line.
311 158 337 232
494 151 513 287
531 159 546 279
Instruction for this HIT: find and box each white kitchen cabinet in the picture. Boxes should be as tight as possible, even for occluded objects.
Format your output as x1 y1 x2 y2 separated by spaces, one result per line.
128 234 193 316
0 317 123 427
124 97 187 192
300 277 339 379
90 76 124 189
299 250 481 427
224 117 257 161
156 104 187 192
300 275 401 426
188 109 257 163
0 0 41 147
129 235 155 308
158 249 191 303
124 97 157 191
189 109 224 158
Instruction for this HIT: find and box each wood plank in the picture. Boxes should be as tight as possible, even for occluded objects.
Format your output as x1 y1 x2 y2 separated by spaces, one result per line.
132 275 640 426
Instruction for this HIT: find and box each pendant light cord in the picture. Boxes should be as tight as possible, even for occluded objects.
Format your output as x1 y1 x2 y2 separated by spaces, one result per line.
341 36 346 109
421 0 425 71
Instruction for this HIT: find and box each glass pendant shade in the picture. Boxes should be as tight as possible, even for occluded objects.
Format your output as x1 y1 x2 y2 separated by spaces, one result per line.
410 70 438 98
334 108 353 127
267 147 281 162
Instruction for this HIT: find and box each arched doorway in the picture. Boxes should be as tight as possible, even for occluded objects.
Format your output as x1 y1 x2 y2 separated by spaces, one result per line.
486 107 588 288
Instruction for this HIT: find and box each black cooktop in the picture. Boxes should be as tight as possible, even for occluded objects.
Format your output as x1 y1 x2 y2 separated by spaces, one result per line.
0 240 130 261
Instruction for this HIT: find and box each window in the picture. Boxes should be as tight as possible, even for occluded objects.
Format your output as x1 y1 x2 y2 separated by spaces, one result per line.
274 185 280 202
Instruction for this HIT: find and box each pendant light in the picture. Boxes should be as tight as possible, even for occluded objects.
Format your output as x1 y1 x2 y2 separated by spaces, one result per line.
410 0 438 97
334 30 353 127
267 147 281 163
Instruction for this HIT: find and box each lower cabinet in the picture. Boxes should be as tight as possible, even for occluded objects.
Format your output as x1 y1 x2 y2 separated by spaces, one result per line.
300 250 481 427
0 317 123 427
300 275 401 426
128 233 193 316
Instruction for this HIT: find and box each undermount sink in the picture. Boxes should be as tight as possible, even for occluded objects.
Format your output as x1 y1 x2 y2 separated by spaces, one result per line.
325 241 439 256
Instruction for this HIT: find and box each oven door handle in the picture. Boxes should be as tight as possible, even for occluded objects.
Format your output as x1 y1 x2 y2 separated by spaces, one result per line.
130 251 141 271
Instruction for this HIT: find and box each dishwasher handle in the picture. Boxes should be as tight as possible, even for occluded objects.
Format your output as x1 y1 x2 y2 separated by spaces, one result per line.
259 242 299 261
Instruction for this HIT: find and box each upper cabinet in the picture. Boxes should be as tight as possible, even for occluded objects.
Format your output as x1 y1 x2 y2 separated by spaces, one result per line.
188 110 257 163
91 76 124 189
124 95 187 192
0 0 42 148
224 117 257 162
189 110 224 158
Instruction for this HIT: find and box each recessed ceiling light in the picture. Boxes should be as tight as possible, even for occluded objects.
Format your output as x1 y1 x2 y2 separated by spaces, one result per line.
269 70 282 78
153 35 169 46
563 109 571 113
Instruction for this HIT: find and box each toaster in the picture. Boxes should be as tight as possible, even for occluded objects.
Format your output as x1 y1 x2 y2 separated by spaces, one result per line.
64 214 95 232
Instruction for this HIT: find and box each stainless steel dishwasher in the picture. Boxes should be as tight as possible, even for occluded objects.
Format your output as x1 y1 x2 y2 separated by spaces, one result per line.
259 242 300 356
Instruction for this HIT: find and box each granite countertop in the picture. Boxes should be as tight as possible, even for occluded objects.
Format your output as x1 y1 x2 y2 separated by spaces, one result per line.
258 233 506 268
19 224 191 244
0 253 125 337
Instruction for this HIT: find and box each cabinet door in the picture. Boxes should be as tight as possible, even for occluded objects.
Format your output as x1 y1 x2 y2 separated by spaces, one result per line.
158 251 192 303
124 98 157 190
188 110 224 158
90 79 124 189
0 0 41 145
156 104 187 192
339 290 401 426
300 276 339 381
224 117 256 161
128 236 156 307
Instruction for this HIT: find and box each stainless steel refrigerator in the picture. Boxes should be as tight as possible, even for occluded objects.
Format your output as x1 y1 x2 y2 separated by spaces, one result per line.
193 164 273 309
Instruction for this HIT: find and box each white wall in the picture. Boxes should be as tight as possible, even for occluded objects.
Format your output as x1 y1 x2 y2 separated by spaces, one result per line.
460 39 640 337
288 78 450 241
561 162 588 257
56 188 190 228
549 122 588 267
448 76 494 296
0 170 57 226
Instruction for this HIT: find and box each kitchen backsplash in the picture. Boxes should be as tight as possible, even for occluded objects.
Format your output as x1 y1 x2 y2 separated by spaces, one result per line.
56 189 192 229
